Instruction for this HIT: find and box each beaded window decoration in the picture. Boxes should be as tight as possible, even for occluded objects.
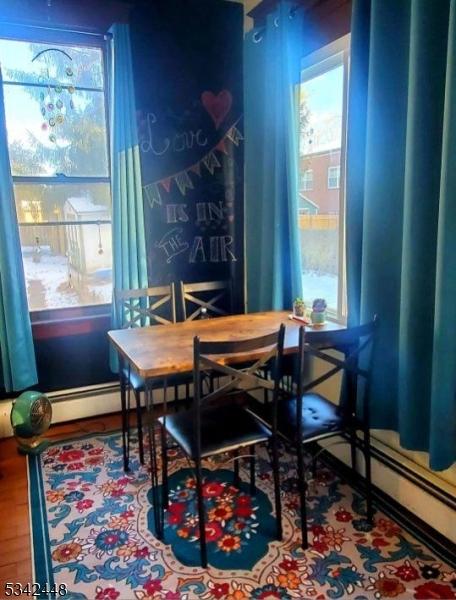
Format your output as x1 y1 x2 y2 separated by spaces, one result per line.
32 48 76 145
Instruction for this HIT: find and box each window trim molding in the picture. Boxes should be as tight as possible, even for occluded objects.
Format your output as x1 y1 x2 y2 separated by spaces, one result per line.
30 303 111 340
301 34 350 74
0 22 109 47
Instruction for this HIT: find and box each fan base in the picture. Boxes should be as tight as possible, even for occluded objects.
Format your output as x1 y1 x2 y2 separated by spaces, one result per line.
16 437 50 455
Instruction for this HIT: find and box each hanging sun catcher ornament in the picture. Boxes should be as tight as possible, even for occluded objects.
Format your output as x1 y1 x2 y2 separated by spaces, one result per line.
32 47 76 145
97 222 104 255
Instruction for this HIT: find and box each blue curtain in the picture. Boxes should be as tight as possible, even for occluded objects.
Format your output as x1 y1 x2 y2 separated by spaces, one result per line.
244 2 303 312
346 0 456 470
109 24 148 371
0 68 37 392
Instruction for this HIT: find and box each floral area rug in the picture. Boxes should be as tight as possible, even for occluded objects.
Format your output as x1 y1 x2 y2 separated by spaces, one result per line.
28 430 456 600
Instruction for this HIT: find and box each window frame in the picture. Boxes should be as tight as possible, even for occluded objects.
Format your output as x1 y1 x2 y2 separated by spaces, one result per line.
327 165 340 189
301 168 314 191
299 34 350 323
0 27 112 320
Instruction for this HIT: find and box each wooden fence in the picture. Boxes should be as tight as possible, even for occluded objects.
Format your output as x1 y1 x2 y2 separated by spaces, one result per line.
19 224 67 255
299 214 339 230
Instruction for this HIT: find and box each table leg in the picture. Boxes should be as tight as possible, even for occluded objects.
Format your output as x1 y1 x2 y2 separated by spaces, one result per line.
119 355 129 472
160 377 169 533
146 378 163 540
126 364 132 467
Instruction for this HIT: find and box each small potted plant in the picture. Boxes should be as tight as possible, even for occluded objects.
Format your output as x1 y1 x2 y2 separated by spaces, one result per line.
293 297 306 317
311 298 327 325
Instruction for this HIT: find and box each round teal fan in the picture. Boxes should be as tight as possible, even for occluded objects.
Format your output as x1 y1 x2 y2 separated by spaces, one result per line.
10 391 52 454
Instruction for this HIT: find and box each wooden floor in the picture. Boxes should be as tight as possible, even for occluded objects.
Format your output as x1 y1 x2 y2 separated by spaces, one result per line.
0 414 122 590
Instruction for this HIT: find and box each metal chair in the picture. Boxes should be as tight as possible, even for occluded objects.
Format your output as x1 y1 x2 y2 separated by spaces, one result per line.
180 279 234 393
179 280 232 321
248 317 379 549
158 324 285 568
115 284 176 470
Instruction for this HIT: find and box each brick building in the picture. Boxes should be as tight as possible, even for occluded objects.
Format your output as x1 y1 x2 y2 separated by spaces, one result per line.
299 148 341 214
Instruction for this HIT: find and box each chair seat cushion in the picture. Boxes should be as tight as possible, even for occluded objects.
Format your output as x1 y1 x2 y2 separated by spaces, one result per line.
248 393 343 443
159 405 271 459
122 368 191 391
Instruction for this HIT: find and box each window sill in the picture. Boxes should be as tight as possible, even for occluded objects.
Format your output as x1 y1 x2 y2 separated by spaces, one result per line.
31 304 111 340
326 312 347 326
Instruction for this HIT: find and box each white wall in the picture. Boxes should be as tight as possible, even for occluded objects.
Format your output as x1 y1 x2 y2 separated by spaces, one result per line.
243 0 261 31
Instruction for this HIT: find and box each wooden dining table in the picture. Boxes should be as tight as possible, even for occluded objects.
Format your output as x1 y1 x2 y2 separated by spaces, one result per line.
108 310 345 538
108 310 345 378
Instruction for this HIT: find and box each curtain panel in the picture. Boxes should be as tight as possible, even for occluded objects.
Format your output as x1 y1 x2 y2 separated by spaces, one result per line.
109 24 148 371
0 68 37 392
346 0 456 470
244 2 303 312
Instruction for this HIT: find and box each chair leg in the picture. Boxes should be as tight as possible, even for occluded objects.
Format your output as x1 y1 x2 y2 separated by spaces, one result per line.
120 375 129 472
233 449 240 487
195 459 208 568
126 386 131 467
364 427 374 523
296 442 308 549
350 426 358 474
310 442 318 480
185 382 191 409
270 438 283 541
250 445 256 496
161 425 169 511
135 389 144 465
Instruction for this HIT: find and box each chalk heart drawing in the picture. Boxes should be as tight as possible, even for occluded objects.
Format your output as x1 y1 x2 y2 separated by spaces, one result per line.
201 90 232 130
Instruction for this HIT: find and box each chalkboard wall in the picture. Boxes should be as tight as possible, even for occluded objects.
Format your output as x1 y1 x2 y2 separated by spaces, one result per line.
130 0 244 313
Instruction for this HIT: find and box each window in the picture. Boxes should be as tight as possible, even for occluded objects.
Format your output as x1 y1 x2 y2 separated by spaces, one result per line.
300 169 313 191
0 37 112 312
298 35 349 320
327 165 340 189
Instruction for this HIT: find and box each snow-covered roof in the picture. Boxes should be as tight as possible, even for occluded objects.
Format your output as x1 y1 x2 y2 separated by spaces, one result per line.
64 197 109 216
299 193 319 210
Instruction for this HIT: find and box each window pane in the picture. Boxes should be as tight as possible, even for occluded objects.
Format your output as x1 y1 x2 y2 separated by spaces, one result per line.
1 37 112 312
4 84 108 177
14 183 111 223
0 39 104 88
299 58 344 313
15 183 111 310
19 223 112 311
328 166 340 189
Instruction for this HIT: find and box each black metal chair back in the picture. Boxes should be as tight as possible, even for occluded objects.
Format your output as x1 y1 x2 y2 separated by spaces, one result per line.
180 280 232 321
193 325 286 458
295 317 379 428
116 284 177 328
115 284 176 471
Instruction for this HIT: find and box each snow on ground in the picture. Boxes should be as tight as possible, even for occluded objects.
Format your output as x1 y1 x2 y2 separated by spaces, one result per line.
22 251 111 311
22 254 336 313
302 270 338 310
